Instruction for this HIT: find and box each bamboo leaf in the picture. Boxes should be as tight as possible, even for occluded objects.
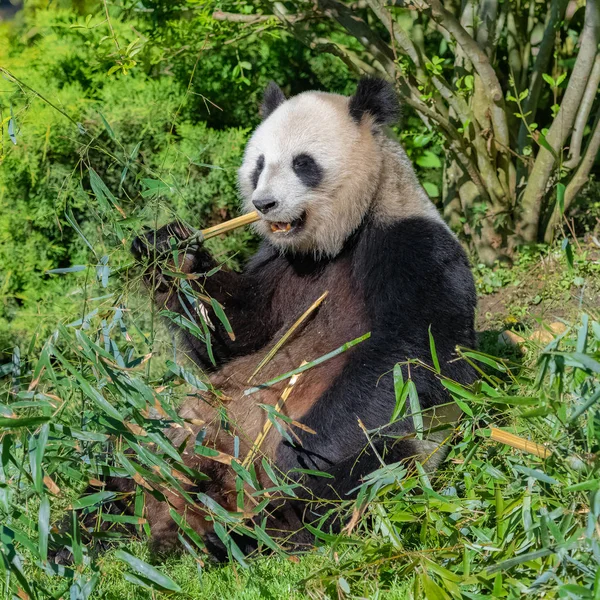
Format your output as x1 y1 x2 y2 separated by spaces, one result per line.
428 326 441 373
38 495 50 563
114 550 182 592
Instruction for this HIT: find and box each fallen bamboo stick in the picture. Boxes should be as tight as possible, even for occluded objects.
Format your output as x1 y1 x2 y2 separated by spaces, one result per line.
489 426 551 459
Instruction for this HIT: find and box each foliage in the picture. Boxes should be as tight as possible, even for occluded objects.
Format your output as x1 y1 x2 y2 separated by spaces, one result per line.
1 4 599 600
1 263 600 598
0 7 252 354
217 0 600 263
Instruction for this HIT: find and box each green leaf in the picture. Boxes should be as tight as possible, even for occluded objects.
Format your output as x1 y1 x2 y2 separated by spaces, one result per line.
0 416 51 429
556 182 566 214
428 326 441 373
167 360 208 391
408 381 423 439
440 379 478 400
197 493 242 524
213 521 248 567
564 479 600 492
38 495 50 563
210 298 235 340
392 364 408 422
231 460 256 489
454 396 473 417
562 237 574 270
72 491 116 510
288 467 334 478
570 388 600 421
244 333 371 395
33 423 49 493
114 550 182 592
141 178 172 198
52 348 123 421
416 151 442 169
487 549 553 573
66 208 96 256
46 265 87 274
99 112 115 140
513 464 558 485
8 105 17 145
537 132 557 158
542 73 555 87
168 509 206 551
422 181 439 198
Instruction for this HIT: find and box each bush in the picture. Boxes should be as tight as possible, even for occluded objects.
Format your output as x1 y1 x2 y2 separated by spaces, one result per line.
0 6 341 352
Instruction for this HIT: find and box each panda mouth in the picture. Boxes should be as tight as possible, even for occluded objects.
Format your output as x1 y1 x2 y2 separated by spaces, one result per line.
268 213 305 235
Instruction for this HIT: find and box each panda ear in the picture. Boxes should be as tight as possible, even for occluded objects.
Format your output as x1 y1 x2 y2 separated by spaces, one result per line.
260 81 286 119
348 77 399 126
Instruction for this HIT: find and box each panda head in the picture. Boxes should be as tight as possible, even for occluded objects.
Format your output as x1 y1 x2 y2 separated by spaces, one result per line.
238 77 400 257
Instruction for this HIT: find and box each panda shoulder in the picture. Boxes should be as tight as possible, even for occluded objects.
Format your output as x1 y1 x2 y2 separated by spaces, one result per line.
357 216 469 271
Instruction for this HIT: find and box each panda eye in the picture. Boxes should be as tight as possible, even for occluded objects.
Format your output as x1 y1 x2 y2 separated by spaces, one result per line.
292 153 323 188
293 155 312 170
251 154 265 189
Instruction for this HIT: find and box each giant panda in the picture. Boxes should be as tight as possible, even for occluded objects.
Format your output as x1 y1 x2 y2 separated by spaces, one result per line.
131 77 477 556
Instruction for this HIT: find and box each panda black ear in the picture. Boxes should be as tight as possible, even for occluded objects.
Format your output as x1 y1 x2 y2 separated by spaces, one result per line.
260 81 286 119
348 77 399 126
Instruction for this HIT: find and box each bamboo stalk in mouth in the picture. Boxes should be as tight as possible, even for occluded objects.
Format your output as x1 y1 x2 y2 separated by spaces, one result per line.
175 211 259 248
200 211 260 241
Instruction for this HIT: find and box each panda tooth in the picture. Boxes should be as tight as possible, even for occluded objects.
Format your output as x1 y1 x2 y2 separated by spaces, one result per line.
270 222 292 233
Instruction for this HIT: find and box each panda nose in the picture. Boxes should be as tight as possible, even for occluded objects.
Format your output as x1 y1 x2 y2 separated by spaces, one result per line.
253 197 278 214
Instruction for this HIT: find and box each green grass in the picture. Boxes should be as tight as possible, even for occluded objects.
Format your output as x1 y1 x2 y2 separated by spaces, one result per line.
65 545 412 599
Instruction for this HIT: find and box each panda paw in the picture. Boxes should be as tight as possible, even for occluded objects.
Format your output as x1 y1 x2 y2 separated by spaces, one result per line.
131 221 195 261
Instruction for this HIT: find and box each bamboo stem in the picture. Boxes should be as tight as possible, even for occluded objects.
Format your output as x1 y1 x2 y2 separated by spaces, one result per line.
248 291 329 383
176 212 260 249
242 368 305 469
490 426 551 459
200 211 259 240
244 332 371 396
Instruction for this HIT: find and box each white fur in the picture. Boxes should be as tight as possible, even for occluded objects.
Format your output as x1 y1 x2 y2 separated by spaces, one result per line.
238 90 444 257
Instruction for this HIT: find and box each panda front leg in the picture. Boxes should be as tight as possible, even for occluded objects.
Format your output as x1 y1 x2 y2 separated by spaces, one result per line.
131 221 277 368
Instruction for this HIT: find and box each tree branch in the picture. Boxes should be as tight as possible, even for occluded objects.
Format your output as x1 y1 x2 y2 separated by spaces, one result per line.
518 0 600 242
423 0 511 195
475 0 499 56
316 0 397 76
212 10 272 24
425 0 503 103
271 2 382 76
365 0 421 66
517 0 569 156
564 54 600 169
544 107 600 242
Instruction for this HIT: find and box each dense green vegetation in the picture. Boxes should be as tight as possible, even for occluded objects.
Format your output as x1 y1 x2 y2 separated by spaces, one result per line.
1 2 599 599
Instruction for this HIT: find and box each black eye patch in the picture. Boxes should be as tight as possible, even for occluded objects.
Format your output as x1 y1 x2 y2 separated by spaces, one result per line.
251 154 265 189
292 153 323 188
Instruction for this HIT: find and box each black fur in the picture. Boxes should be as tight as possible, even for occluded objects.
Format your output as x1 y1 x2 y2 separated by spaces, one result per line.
275 217 476 495
251 154 265 189
349 77 400 126
260 81 286 119
292 153 323 188
131 213 477 551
